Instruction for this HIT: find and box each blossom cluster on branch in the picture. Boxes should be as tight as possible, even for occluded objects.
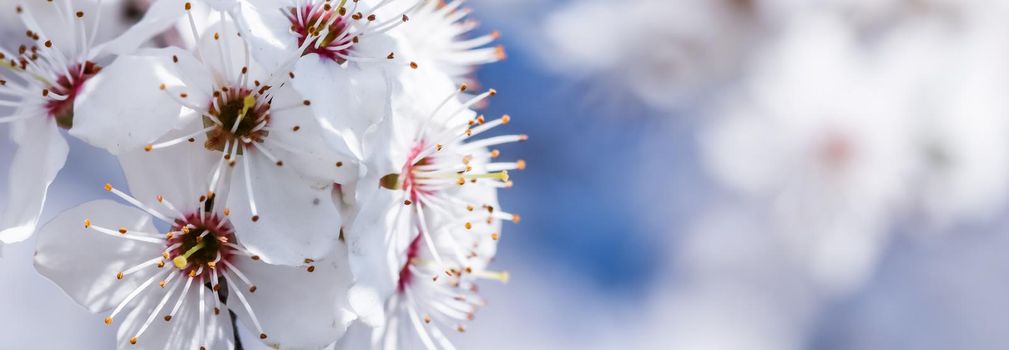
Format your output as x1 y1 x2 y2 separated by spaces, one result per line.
0 0 522 348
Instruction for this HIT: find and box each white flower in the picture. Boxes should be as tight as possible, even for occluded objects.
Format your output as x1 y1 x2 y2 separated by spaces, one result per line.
699 15 915 294
0 0 180 245
542 0 761 111
337 68 522 348
33 137 356 349
238 0 414 70
72 14 358 265
382 0 505 81
870 13 1009 228
239 0 418 178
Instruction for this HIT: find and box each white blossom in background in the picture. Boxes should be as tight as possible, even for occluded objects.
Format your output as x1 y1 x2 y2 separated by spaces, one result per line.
700 15 916 295
542 0 763 111
870 8 1009 228
381 0 506 82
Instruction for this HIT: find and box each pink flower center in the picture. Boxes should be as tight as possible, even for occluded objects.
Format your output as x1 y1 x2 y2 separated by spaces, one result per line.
397 234 424 292
46 61 101 129
380 142 435 200
287 4 352 63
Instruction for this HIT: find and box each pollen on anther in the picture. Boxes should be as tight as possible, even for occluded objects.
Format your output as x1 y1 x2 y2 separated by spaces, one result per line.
335 161 343 167
302 100 311 106
260 333 268 339
404 200 412 205
516 160 527 170
163 315 172 321
424 314 432 323
464 222 472 230
104 184 113 191
104 316 113 325
118 227 128 234
491 233 499 240
75 11 83 18
84 219 92 228
130 336 137 344
306 265 316 272
223 208 231 216
184 2 191 10
116 272 124 280
251 215 260 222
410 62 418 69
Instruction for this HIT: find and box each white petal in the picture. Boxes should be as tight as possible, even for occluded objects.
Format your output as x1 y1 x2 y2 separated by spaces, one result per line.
333 321 379 350
227 152 342 266
348 284 386 328
0 117 68 243
71 48 210 154
118 121 220 212
230 242 356 349
264 85 358 184
115 286 234 350
292 55 393 160
33 200 162 313
344 188 404 303
93 0 187 57
238 0 300 70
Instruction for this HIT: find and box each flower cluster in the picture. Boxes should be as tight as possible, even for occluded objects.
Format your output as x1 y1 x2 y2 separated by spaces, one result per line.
0 0 522 348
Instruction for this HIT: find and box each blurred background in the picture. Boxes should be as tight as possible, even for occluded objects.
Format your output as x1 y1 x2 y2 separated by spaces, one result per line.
5 0 1009 349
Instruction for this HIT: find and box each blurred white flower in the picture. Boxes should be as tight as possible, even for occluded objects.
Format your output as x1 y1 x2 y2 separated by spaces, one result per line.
542 0 763 111
870 11 1009 228
72 17 356 266
33 146 355 349
700 15 916 294
0 0 179 246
